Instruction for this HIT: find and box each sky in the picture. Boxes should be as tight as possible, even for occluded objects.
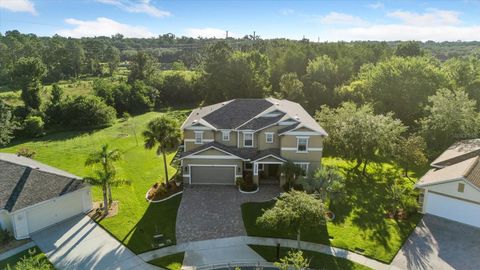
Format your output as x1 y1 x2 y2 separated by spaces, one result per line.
1 0 480 41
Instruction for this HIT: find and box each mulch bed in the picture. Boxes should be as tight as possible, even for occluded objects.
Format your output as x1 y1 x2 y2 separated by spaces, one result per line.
147 182 183 201
88 201 119 220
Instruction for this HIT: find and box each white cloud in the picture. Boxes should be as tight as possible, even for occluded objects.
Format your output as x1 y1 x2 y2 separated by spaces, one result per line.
368 2 384 9
279 8 295 15
57 17 155 38
96 0 170 17
185 27 232 38
387 9 461 26
320 24 480 41
0 0 36 15
317 12 367 25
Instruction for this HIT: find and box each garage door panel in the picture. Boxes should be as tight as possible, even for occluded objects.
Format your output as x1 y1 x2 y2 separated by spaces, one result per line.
426 192 480 228
191 166 234 185
26 191 85 233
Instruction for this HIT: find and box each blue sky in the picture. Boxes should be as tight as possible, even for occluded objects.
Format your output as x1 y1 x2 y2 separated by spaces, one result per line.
1 0 480 41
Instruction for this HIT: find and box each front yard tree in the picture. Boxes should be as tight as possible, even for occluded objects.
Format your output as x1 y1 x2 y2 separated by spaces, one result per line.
301 166 346 203
275 250 310 270
257 190 326 249
280 161 305 189
316 102 406 174
143 115 181 187
393 135 428 178
85 144 129 213
419 88 480 153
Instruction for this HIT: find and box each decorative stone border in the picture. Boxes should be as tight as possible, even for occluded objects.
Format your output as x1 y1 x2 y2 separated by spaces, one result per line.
145 188 183 203
238 185 259 194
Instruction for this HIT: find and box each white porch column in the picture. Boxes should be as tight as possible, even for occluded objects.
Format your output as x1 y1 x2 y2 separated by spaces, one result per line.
253 162 258 176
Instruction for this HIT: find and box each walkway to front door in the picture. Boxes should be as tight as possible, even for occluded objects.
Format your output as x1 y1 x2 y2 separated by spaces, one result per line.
176 185 281 243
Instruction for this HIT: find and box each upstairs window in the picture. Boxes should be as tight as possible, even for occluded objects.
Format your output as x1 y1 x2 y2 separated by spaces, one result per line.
222 131 230 141
297 137 308 152
244 132 254 147
266 132 274 143
194 131 203 144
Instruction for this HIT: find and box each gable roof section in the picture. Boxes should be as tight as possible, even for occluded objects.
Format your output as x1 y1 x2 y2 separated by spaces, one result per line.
179 142 256 160
251 149 286 162
181 100 234 130
202 99 274 129
417 156 480 190
237 113 286 130
0 153 86 212
431 139 480 168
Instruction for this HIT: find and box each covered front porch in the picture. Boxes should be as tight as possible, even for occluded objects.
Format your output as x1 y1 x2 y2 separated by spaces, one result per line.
248 154 287 187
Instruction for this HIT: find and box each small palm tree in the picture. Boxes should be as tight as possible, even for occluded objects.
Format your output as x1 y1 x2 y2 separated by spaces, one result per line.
85 144 122 206
280 161 304 189
142 116 181 187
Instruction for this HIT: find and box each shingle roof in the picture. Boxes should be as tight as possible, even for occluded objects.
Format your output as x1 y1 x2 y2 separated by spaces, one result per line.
179 142 286 162
181 98 328 136
431 139 480 168
238 113 286 130
417 156 480 189
203 99 274 129
0 153 86 212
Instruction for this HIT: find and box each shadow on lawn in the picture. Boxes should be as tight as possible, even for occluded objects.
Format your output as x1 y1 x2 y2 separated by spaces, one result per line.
3 129 96 148
119 195 182 254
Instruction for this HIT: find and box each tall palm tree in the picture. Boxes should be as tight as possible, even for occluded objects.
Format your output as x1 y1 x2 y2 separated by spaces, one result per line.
85 144 129 213
142 116 181 187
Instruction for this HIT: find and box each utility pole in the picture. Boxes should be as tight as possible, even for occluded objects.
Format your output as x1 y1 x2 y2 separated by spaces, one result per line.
253 31 256 40
226 30 228 39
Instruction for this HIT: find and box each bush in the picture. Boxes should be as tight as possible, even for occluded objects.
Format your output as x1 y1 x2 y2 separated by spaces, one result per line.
23 116 45 137
0 229 12 245
237 177 258 192
61 95 116 128
16 147 36 158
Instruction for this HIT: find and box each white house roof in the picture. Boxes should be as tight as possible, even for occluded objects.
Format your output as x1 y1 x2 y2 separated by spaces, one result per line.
417 156 480 189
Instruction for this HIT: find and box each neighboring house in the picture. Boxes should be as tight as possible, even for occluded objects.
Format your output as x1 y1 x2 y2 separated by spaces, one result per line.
416 139 480 228
0 153 92 239
178 98 328 186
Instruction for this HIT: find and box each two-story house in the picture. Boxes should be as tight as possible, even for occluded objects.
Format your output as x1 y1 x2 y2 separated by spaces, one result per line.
177 98 328 187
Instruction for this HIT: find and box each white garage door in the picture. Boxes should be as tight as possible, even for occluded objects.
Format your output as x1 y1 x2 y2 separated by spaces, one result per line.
26 190 85 233
425 192 480 228
191 166 235 185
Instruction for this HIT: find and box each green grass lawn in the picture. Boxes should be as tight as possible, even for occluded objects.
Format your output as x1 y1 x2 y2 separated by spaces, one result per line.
0 110 190 254
0 247 54 269
148 252 184 270
249 245 371 270
242 157 424 263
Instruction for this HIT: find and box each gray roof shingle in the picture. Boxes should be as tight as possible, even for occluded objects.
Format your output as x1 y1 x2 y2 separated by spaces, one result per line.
0 154 86 212
202 99 274 129
238 113 286 130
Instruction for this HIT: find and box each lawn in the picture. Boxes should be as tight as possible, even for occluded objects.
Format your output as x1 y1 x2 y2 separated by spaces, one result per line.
148 252 184 270
0 247 54 269
249 245 371 270
242 157 424 263
0 110 190 254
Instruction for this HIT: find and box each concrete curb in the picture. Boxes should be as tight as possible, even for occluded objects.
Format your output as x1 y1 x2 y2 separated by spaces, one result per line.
0 241 36 261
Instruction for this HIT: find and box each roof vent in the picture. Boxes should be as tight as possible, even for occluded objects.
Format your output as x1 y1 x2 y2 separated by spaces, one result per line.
295 115 300 120
275 102 280 106
222 102 226 106
193 119 198 124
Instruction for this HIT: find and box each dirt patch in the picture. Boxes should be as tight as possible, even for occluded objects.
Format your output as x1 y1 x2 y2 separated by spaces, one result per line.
88 201 119 220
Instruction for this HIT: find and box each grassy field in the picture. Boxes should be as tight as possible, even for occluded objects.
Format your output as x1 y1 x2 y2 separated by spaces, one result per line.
0 110 189 254
0 247 54 269
242 157 424 263
249 245 371 270
148 252 184 270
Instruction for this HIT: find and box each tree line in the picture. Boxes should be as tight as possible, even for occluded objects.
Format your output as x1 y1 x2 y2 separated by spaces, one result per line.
1 31 480 159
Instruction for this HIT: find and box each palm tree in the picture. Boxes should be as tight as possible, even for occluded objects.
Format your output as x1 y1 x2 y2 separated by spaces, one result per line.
142 116 181 187
85 144 129 213
280 161 305 189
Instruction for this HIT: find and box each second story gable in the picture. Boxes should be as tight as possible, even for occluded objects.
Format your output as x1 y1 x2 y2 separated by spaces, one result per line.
181 98 327 154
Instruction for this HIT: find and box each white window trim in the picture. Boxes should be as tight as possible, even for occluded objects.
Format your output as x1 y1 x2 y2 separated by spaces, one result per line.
194 131 203 144
222 130 230 141
296 136 309 153
265 132 274 144
294 162 309 174
243 132 254 148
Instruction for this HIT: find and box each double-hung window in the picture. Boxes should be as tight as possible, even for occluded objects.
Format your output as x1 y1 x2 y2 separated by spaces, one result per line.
297 137 308 152
295 163 309 176
244 132 254 147
265 132 274 143
194 131 203 144
222 131 230 141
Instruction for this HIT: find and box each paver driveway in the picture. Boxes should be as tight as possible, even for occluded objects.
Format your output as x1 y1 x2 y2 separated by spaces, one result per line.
392 214 480 270
176 185 281 243
31 215 158 270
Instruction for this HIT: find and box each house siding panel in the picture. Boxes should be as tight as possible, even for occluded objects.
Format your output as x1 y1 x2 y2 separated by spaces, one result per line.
425 180 480 203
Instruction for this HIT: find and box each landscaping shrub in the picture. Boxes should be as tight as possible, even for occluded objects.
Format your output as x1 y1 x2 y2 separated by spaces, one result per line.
23 116 45 137
0 229 12 245
61 95 116 128
16 147 36 158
